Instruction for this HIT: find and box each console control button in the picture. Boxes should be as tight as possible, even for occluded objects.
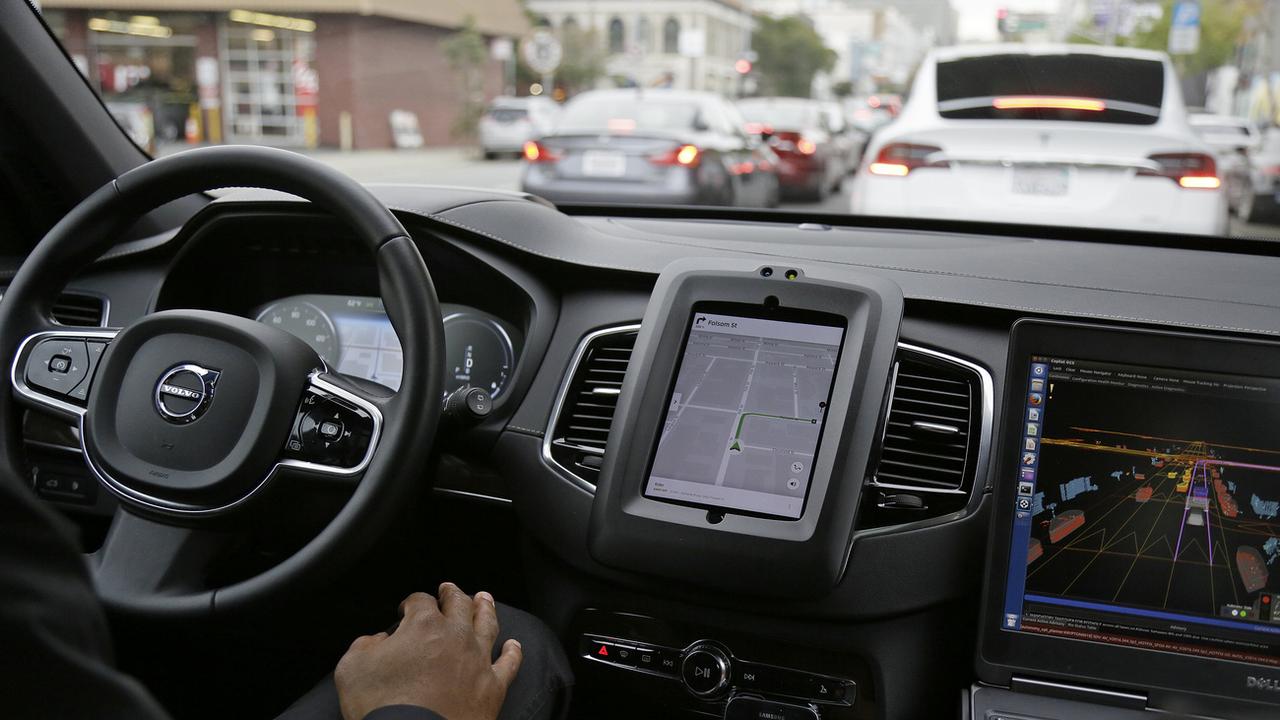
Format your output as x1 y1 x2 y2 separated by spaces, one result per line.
582 638 614 660
681 644 731 698
610 644 637 667
655 649 680 675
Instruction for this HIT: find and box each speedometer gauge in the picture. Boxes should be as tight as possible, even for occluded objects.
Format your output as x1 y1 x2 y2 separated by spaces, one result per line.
443 313 514 399
256 300 339 366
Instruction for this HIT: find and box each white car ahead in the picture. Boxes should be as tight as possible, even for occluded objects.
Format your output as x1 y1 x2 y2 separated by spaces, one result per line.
479 96 560 159
851 45 1229 235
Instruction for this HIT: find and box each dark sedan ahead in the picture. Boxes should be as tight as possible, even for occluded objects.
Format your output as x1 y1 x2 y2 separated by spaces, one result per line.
521 89 778 207
737 96 848 201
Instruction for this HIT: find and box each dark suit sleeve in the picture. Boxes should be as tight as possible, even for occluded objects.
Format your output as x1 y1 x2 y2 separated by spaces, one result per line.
363 706 445 720
0 471 171 720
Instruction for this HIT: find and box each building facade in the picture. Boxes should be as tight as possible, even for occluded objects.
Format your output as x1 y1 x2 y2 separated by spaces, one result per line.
40 1 528 149
526 0 754 95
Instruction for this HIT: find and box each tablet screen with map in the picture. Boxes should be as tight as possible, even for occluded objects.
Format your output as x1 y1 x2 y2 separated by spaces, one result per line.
1000 355 1280 666
643 307 845 520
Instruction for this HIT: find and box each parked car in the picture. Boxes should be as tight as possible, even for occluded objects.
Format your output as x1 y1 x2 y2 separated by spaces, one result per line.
478 96 559 159
738 96 847 201
851 45 1230 235
105 101 156 155
1189 113 1263 219
521 89 778 207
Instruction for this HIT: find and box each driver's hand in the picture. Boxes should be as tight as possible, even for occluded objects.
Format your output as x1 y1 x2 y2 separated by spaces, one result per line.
335 583 523 720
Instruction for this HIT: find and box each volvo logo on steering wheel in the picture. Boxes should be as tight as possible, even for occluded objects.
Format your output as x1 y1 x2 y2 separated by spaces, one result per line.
154 364 221 424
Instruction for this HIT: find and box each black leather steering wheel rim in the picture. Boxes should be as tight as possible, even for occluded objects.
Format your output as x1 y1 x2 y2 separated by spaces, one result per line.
0 145 445 619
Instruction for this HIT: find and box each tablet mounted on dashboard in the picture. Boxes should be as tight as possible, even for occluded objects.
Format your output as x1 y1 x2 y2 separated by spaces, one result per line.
978 319 1280 718
588 258 903 598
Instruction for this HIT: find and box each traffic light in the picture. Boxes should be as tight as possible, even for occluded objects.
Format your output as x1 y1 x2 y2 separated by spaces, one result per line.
997 7 1008 34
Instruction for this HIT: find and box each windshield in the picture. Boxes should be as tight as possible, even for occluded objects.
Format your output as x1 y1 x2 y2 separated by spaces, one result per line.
35 1 1280 241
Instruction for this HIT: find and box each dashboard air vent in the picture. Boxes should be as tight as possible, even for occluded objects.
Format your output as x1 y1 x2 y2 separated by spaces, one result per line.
545 325 640 488
51 293 106 327
866 345 988 522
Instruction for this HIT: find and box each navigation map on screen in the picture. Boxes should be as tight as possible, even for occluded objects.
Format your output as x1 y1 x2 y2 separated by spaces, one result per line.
1002 356 1280 666
644 310 844 519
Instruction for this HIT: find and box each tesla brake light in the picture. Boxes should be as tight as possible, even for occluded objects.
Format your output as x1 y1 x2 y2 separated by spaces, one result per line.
992 96 1106 112
1140 153 1220 189
868 143 946 176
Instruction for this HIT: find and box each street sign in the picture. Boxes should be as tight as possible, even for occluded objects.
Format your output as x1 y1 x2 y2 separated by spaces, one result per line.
521 30 562 75
1168 0 1201 56
490 37 513 62
678 28 706 58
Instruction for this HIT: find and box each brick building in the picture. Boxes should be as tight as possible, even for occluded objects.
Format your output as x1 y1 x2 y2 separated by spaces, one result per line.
40 1 528 149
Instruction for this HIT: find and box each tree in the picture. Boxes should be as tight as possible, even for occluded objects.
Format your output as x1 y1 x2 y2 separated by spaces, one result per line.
751 15 836 98
443 17 489 139
1122 0 1251 76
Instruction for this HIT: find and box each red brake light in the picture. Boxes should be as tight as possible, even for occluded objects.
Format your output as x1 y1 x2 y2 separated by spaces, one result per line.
650 144 701 168
992 96 1106 112
796 138 817 155
1140 153 1220 189
868 143 946 176
523 140 560 163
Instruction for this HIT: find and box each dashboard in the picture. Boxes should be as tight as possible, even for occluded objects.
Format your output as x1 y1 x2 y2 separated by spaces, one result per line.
36 185 1280 720
253 294 519 398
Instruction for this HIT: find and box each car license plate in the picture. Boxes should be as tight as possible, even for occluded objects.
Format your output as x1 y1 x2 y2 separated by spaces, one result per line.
1012 165 1069 196
581 151 627 178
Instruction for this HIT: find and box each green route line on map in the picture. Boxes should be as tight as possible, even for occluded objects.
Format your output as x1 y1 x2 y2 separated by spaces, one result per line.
729 411 816 451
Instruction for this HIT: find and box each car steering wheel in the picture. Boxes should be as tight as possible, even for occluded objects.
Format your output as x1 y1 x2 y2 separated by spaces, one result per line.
0 146 444 619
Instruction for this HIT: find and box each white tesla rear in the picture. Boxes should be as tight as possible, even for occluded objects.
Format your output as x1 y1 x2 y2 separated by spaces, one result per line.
851 45 1229 235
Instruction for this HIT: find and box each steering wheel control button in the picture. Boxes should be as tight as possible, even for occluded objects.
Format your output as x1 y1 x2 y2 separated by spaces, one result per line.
284 385 377 470
724 696 819 720
681 644 731 698
25 338 89 397
318 419 343 440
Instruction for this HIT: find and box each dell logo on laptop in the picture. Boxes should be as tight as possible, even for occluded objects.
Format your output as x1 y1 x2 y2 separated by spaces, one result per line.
1246 675 1280 692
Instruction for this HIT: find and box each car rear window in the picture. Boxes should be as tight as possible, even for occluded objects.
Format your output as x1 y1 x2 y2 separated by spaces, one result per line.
936 54 1164 125
558 94 699 133
737 100 815 130
488 107 528 122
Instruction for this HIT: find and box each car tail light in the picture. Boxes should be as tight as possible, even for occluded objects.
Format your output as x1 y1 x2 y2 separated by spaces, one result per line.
1139 153 1220 189
992 96 1105 112
868 143 946 176
650 144 700 168
523 140 560 163
796 138 817 155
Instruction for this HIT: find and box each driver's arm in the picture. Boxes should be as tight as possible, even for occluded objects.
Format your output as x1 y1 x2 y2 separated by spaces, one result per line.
335 583 523 720
0 470 171 720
